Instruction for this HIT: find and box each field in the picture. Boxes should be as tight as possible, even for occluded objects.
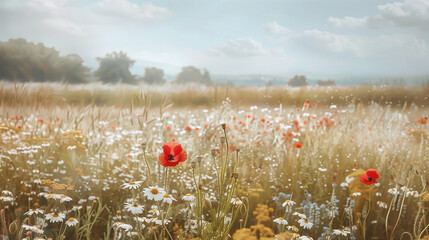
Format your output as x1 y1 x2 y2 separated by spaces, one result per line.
1 83 429 240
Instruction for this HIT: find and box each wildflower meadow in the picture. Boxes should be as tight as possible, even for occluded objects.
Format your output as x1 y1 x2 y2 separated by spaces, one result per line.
1 84 429 240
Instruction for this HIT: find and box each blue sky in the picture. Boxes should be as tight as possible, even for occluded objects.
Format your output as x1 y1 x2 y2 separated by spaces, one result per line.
1 0 428 79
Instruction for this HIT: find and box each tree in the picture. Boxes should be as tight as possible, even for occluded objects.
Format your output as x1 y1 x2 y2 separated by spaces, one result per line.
175 66 213 85
288 75 308 87
0 38 90 83
94 51 136 84
141 67 166 85
317 80 336 86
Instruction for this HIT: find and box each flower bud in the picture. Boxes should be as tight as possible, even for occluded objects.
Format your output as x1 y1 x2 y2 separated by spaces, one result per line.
221 123 226 130
141 143 147 151
220 137 225 144
197 156 203 164
191 161 196 169
211 149 216 156
231 172 239 179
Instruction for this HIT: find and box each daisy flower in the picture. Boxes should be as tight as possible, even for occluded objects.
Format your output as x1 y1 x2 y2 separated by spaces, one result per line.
286 225 299 232
273 217 288 225
332 229 350 236
121 181 143 190
113 222 133 231
297 236 313 240
182 194 196 201
60 195 73 203
162 194 176 204
298 218 313 229
24 208 44 216
352 192 361 197
282 200 296 207
45 212 66 223
148 208 160 216
388 188 399 195
231 197 243 205
377 201 388 209
143 186 166 201
65 218 79 227
407 190 419 198
22 224 44 234
124 203 144 214
293 212 307 219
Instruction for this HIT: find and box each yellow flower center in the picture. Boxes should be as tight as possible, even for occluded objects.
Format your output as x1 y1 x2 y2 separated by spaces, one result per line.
164 194 170 198
186 194 192 196
278 217 284 220
68 218 75 221
129 182 135 185
51 213 59 217
132 203 138 207
151 188 159 194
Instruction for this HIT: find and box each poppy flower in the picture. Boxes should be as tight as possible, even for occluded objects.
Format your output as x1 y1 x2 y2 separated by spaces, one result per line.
360 169 380 185
417 117 427 124
295 142 302 149
158 142 187 167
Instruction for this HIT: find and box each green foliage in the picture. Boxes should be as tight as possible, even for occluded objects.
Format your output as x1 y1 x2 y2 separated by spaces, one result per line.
141 67 166 85
288 75 308 87
0 38 90 83
94 51 136 84
317 79 336 86
176 66 213 85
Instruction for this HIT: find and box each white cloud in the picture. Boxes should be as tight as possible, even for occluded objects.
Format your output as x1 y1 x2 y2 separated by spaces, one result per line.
329 0 429 30
297 29 429 58
210 38 270 57
42 18 83 35
92 0 172 22
263 21 292 34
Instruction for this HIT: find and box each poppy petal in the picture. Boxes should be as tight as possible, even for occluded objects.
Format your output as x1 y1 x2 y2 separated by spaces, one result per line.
173 144 183 156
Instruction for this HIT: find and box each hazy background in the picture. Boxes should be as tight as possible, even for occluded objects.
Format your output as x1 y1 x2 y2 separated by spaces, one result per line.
1 0 429 85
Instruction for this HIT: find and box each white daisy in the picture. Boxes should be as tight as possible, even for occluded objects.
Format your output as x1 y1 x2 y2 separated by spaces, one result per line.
45 212 66 223
124 203 144 214
162 194 176 204
22 224 44 234
2 190 12 196
407 190 419 198
143 186 166 201
65 217 79 227
352 192 361 197
121 181 143 190
297 236 313 240
60 195 72 203
113 222 133 231
34 179 42 184
273 217 288 225
231 197 243 205
282 200 296 207
388 188 399 195
24 208 44 216
293 212 307 219
148 208 160 216
332 229 350 236
286 225 299 232
182 194 196 202
377 201 388 209
298 218 313 229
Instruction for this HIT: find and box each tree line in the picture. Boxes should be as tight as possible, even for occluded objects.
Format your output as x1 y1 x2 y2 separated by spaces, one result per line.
0 38 336 86
0 38 212 85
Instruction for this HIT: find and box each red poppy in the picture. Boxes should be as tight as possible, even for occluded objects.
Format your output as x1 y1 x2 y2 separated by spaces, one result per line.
360 169 380 185
158 142 187 167
417 117 427 124
295 142 302 149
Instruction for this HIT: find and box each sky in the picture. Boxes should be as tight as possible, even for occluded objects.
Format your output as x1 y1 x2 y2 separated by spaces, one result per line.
1 0 429 79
